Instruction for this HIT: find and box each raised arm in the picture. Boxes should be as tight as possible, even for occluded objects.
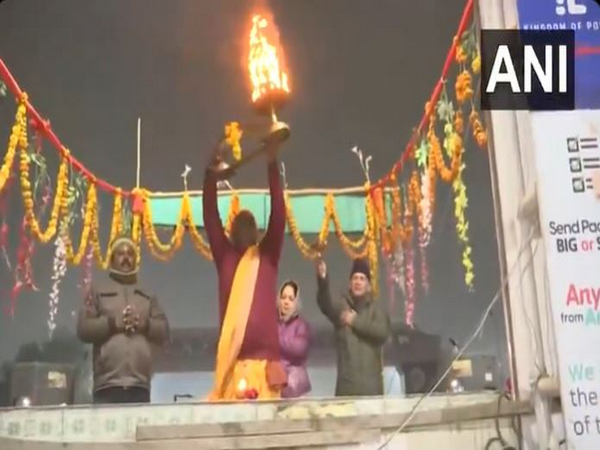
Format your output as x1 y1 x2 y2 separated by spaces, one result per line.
77 287 120 344
351 303 391 345
203 169 231 265
260 160 285 262
316 274 342 326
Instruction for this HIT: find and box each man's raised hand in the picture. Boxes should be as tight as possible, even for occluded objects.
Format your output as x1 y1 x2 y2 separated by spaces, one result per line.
316 257 327 280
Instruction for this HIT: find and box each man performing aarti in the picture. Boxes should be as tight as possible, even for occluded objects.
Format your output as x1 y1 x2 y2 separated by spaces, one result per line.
203 144 287 401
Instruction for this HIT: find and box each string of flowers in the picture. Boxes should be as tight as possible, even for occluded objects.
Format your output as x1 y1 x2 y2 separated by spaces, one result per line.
80 245 93 295
89 188 122 269
402 187 416 328
285 192 330 260
179 196 211 260
330 191 370 259
48 231 67 337
365 191 379 298
0 170 15 269
418 169 431 292
9 184 50 316
8 139 53 316
138 188 187 261
20 144 69 244
0 94 27 193
61 181 96 265
453 30 479 289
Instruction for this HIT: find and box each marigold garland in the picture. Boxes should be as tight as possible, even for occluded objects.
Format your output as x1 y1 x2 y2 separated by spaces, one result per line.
61 182 96 265
454 110 464 135
20 144 69 244
140 188 187 261
331 196 370 259
454 37 468 65
471 51 481 75
185 200 213 260
428 118 461 183
89 189 122 269
453 161 474 289
469 107 488 150
285 192 330 259
225 122 243 162
443 100 475 289
1 94 27 193
455 70 473 105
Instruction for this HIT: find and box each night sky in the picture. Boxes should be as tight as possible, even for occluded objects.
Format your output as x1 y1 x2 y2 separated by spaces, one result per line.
0 0 505 376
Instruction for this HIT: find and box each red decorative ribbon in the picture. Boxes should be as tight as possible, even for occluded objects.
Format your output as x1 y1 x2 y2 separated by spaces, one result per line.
370 0 474 191
0 59 131 197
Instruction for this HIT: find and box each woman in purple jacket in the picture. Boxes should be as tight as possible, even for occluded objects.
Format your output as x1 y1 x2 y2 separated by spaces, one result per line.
277 280 311 398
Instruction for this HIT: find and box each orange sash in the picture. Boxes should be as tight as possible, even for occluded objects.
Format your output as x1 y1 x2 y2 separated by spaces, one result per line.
209 245 260 401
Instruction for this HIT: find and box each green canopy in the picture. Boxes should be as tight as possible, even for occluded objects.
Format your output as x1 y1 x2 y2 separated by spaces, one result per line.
148 190 382 233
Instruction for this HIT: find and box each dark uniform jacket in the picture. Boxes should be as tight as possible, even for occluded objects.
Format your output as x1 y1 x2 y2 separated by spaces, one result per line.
76 276 169 393
317 276 391 396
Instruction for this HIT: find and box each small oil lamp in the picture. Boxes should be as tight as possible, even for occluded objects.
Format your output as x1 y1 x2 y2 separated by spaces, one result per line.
236 378 258 400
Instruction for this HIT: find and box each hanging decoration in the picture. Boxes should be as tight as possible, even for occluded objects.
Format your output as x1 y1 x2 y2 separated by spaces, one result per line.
0 171 15 269
418 170 431 292
80 245 93 295
48 233 67 337
225 122 243 162
402 187 416 328
0 0 485 321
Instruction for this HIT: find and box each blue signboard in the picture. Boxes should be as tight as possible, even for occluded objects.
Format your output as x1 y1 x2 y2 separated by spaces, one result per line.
517 0 600 109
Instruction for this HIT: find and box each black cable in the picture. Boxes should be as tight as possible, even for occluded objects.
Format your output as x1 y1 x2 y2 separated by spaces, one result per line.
483 392 518 450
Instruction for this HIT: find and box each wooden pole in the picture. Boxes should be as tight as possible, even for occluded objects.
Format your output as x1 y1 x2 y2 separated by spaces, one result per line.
136 118 141 188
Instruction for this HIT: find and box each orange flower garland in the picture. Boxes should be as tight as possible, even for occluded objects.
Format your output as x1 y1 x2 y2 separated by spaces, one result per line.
455 70 474 104
61 182 96 265
469 107 488 149
140 189 187 260
454 110 464 135
428 118 461 183
184 196 213 260
20 145 69 244
285 192 331 259
1 94 27 193
454 38 468 64
89 189 122 269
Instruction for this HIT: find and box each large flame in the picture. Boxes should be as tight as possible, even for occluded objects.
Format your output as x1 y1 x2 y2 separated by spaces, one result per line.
248 13 290 105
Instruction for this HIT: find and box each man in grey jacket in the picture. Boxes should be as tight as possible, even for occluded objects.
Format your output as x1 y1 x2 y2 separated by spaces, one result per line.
76 235 169 404
316 257 390 397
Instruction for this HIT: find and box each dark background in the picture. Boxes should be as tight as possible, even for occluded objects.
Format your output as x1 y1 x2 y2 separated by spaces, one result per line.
0 0 504 376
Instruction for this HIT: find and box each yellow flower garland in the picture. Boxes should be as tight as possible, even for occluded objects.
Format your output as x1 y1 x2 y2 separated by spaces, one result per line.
61 182 96 265
225 122 243 162
139 188 187 260
20 143 69 244
89 189 123 269
285 192 331 259
1 94 27 192
330 195 370 259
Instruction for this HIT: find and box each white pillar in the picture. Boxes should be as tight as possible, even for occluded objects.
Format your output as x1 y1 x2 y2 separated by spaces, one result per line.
477 0 561 448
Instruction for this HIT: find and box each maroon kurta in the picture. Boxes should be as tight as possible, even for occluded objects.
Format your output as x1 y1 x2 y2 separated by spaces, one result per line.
203 162 285 361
